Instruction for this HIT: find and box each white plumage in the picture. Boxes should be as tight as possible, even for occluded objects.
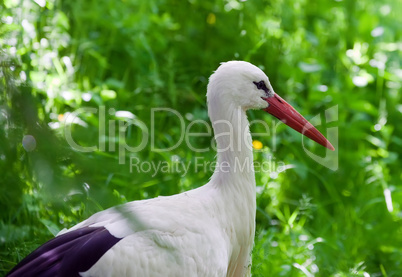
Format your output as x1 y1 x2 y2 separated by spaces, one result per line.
7 61 333 277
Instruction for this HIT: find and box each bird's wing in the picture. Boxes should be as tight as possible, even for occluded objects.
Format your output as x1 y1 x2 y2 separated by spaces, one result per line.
8 186 229 277
6 227 121 277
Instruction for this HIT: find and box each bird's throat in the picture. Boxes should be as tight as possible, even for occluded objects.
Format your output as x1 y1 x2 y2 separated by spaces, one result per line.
210 105 256 191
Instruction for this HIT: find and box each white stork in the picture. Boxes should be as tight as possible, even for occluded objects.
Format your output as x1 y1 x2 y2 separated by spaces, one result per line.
7 61 334 277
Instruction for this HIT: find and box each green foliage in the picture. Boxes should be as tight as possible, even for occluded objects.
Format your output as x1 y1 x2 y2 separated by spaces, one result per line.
1 0 401 276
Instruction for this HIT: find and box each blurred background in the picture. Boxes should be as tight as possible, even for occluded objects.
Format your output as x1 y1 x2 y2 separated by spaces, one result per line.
1 0 401 276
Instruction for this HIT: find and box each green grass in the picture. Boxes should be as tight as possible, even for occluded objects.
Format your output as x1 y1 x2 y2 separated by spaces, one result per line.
1 0 402 276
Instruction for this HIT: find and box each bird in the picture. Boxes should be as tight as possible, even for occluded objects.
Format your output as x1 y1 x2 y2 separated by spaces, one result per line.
7 61 334 277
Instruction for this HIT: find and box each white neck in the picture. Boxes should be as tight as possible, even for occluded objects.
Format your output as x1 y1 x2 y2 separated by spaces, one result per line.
208 94 256 197
206 89 257 276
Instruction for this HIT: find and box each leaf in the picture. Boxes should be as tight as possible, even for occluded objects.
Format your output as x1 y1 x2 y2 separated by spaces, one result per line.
366 135 386 148
298 62 322 73
101 89 117 101
39 219 61 236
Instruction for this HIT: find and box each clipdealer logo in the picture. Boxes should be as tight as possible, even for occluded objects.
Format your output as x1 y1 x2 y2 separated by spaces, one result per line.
63 105 338 172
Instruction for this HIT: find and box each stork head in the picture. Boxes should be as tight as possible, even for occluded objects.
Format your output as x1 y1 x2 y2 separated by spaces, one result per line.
207 61 334 151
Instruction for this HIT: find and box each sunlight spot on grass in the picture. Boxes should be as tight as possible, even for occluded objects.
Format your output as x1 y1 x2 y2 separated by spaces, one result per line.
318 85 328 92
293 263 313 277
21 19 36 39
7 37 17 46
353 76 368 87
224 0 242 11
384 188 393 212
269 172 278 179
62 56 74 75
380 5 391 15
83 182 90 192
369 59 385 70
82 93 92 102
9 46 16 56
371 26 384 37
277 164 295 173
298 62 322 73
34 0 46 7
270 219 280 226
20 71 26 82
48 122 60 129
185 113 194 120
40 38 49 48
3 16 13 24
311 264 319 273
115 111 135 119
299 234 309 241
62 90 74 100
64 112 88 127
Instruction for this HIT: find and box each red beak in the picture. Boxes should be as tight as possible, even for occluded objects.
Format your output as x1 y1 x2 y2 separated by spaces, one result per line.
264 94 335 151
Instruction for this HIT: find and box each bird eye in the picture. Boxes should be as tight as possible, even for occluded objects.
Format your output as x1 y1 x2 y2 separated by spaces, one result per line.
253 81 267 91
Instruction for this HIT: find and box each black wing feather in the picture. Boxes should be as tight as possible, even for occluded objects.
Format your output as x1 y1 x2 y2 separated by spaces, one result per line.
7 227 121 277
